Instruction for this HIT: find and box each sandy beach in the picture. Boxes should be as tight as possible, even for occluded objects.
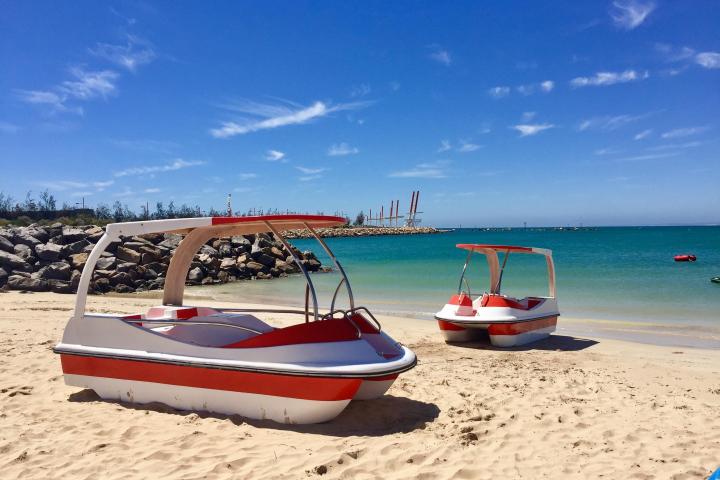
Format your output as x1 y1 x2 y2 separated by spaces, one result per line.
1 290 718 479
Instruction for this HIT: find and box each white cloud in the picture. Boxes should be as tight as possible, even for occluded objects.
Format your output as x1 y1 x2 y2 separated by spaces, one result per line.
578 113 651 131
614 152 680 162
327 142 359 156
661 126 710 139
428 46 452 66
265 150 286 162
0 121 20 134
89 35 156 72
144 188 161 193
647 141 703 151
511 123 555 137
70 191 94 197
350 84 371 97
34 179 114 191
298 175 323 182
389 161 449 179
594 147 622 156
15 89 82 115
610 0 656 30
238 173 257 180
210 99 370 138
696 52 720 69
634 129 653 140
655 43 696 63
540 80 555 92
570 70 648 87
516 84 535 96
295 166 326 175
488 86 510 98
114 158 205 177
60 68 118 100
437 139 452 152
457 140 481 152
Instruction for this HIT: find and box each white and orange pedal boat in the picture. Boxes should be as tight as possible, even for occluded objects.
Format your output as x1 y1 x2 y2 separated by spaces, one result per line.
54 215 416 424
435 244 559 347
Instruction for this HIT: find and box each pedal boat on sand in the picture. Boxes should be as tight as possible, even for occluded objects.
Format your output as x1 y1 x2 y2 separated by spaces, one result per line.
54 215 416 424
435 244 559 347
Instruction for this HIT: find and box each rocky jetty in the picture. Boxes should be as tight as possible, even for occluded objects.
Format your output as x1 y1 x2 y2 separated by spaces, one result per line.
0 224 324 295
285 225 442 238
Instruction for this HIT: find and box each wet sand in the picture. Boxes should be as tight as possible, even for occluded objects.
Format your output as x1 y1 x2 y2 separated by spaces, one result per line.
1 291 718 479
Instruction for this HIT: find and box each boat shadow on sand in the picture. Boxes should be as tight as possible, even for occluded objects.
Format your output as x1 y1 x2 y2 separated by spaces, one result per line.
68 390 440 436
447 333 598 352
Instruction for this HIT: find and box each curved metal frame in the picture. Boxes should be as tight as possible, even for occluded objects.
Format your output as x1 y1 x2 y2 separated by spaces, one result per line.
457 250 473 295
304 223 355 310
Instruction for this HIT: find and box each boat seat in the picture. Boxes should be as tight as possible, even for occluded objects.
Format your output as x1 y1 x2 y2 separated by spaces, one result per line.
149 313 275 347
478 294 545 310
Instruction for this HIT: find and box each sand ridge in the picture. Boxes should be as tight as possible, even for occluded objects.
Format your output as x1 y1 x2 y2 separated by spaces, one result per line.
0 291 718 479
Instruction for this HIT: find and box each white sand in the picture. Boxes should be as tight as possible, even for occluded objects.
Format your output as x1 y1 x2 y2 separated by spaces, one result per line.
1 291 719 479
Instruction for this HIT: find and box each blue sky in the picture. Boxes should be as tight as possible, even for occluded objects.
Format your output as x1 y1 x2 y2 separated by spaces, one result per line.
1 1 718 226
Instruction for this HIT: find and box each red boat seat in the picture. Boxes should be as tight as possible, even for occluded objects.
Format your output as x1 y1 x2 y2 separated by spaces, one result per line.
480 294 545 310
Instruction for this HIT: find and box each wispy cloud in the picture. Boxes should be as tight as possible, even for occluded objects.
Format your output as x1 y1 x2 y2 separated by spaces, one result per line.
210 99 371 138
578 113 651 131
570 70 648 87
610 0 656 30
594 147 623 156
350 84 371 97
60 68 118 100
238 173 257 180
114 158 205 177
389 161 449 179
265 149 286 162
0 121 20 134
437 139 452 152
428 45 452 66
696 52 720 69
89 35 156 72
488 86 510 99
511 123 555 137
15 89 82 115
457 140 481 152
634 129 653 140
647 141 704 151
327 142 359 156
144 188 161 194
661 126 710 139
295 166 326 175
35 179 114 192
614 152 680 162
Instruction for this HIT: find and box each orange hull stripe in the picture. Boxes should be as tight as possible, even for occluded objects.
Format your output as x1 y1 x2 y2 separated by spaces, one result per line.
61 355 361 401
488 316 557 336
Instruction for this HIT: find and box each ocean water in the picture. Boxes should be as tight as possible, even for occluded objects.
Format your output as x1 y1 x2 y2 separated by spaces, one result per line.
195 227 720 341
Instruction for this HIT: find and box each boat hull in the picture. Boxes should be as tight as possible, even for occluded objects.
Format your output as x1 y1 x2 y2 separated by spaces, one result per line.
436 316 558 347
60 354 363 424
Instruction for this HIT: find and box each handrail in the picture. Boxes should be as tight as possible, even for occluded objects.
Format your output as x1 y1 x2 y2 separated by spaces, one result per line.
457 250 473 295
264 220 319 321
304 223 355 310
320 309 362 338
350 306 382 332
330 277 346 313
125 318 264 335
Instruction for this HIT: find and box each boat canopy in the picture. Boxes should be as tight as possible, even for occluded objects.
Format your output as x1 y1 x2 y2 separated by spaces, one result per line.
455 244 556 298
74 215 348 320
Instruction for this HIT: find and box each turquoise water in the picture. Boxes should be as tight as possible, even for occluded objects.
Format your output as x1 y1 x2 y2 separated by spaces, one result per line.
199 227 720 331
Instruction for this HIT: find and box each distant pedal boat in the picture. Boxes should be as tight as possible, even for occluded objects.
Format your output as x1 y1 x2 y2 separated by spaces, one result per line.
54 215 416 424
435 244 560 347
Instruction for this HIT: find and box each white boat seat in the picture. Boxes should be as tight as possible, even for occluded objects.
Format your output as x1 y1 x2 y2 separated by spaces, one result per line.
149 313 274 347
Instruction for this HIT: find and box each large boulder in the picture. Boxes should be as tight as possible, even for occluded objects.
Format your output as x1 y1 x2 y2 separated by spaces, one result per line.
7 275 48 292
187 267 204 283
35 243 63 261
121 241 147 252
25 227 49 243
245 261 267 273
116 246 141 264
0 235 14 253
39 261 72 280
13 232 41 248
84 226 105 242
251 251 276 268
199 244 217 256
158 234 182 250
0 267 7 286
13 244 35 262
62 239 90 256
69 253 89 270
96 256 117 270
61 227 87 244
0 250 32 272
109 271 133 287
48 279 74 294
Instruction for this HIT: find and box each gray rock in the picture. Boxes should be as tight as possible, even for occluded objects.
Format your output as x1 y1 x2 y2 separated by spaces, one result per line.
256 271 272 280
0 235 14 253
13 244 35 262
245 261 266 273
252 252 276 267
14 232 41 248
115 284 135 293
70 269 81 289
0 250 32 272
188 267 204 283
143 261 166 274
48 279 74 294
116 262 136 272
220 258 237 270
25 227 49 243
7 275 48 291
275 260 297 274
231 236 251 248
62 239 90 256
158 234 182 250
0 267 7 285
199 244 217 256
121 241 147 252
109 271 133 287
96 256 117 270
40 261 72 280
61 227 87 243
35 242 63 261
93 277 111 293
270 246 286 259
116 246 141 264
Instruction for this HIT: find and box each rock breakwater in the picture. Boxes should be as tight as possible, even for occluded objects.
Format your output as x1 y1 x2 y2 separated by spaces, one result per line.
0 224 324 295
